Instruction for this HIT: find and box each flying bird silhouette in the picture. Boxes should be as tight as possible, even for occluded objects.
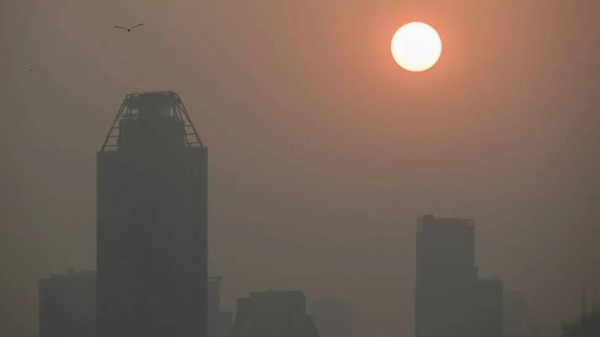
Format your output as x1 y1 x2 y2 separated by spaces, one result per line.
114 23 144 32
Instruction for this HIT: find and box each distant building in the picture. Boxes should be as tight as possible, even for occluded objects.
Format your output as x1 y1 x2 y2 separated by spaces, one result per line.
230 291 319 337
472 277 503 337
503 291 538 337
311 297 352 337
562 286 600 337
562 312 600 337
96 91 208 337
208 276 232 337
39 269 96 337
415 214 503 337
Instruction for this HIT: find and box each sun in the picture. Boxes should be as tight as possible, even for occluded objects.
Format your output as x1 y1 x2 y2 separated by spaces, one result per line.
391 22 442 72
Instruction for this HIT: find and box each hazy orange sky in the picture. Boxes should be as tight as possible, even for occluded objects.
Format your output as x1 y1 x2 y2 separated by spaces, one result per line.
1 1 599 337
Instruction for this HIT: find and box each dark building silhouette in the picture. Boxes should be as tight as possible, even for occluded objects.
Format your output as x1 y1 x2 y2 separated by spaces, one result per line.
562 312 600 337
39 269 96 337
562 286 600 337
472 277 503 337
208 276 232 337
96 91 208 337
415 215 476 337
311 297 352 337
230 291 319 337
415 214 503 337
503 291 539 337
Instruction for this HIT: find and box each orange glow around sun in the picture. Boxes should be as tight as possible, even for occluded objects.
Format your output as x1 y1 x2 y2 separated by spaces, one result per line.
391 22 442 72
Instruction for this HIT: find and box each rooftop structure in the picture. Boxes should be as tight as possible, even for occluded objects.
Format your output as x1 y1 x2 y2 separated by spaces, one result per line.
100 91 203 152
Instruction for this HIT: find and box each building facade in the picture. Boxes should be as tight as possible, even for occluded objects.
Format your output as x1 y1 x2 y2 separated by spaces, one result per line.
472 277 503 337
39 269 96 337
96 91 208 337
208 276 232 337
230 291 319 337
415 214 503 337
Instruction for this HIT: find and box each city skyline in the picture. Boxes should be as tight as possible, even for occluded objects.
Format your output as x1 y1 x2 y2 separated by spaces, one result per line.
2 1 600 337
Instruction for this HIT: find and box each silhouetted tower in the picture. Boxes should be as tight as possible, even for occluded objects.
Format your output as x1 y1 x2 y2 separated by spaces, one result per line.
96 91 208 337
415 215 477 337
581 284 588 323
39 269 96 337
208 276 223 337
415 215 502 337
592 267 598 314
208 276 232 337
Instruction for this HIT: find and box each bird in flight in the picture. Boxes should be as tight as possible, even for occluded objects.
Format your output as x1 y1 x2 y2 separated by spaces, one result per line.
114 23 144 32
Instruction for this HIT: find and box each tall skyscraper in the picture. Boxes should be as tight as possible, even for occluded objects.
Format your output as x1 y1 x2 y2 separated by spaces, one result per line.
96 91 208 337
415 214 502 337
39 269 96 337
311 297 353 337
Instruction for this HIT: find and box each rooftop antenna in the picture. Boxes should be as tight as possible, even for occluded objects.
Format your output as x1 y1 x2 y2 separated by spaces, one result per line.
330 269 335 297
593 264 598 313
581 282 588 322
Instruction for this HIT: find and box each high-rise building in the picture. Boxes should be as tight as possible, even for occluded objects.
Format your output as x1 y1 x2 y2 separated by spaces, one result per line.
208 276 232 337
415 214 503 337
311 297 352 337
230 291 319 337
415 215 477 337
39 269 96 337
96 91 208 337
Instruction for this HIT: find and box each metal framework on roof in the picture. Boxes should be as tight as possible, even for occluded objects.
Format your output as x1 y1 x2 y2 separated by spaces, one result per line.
100 90 204 152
